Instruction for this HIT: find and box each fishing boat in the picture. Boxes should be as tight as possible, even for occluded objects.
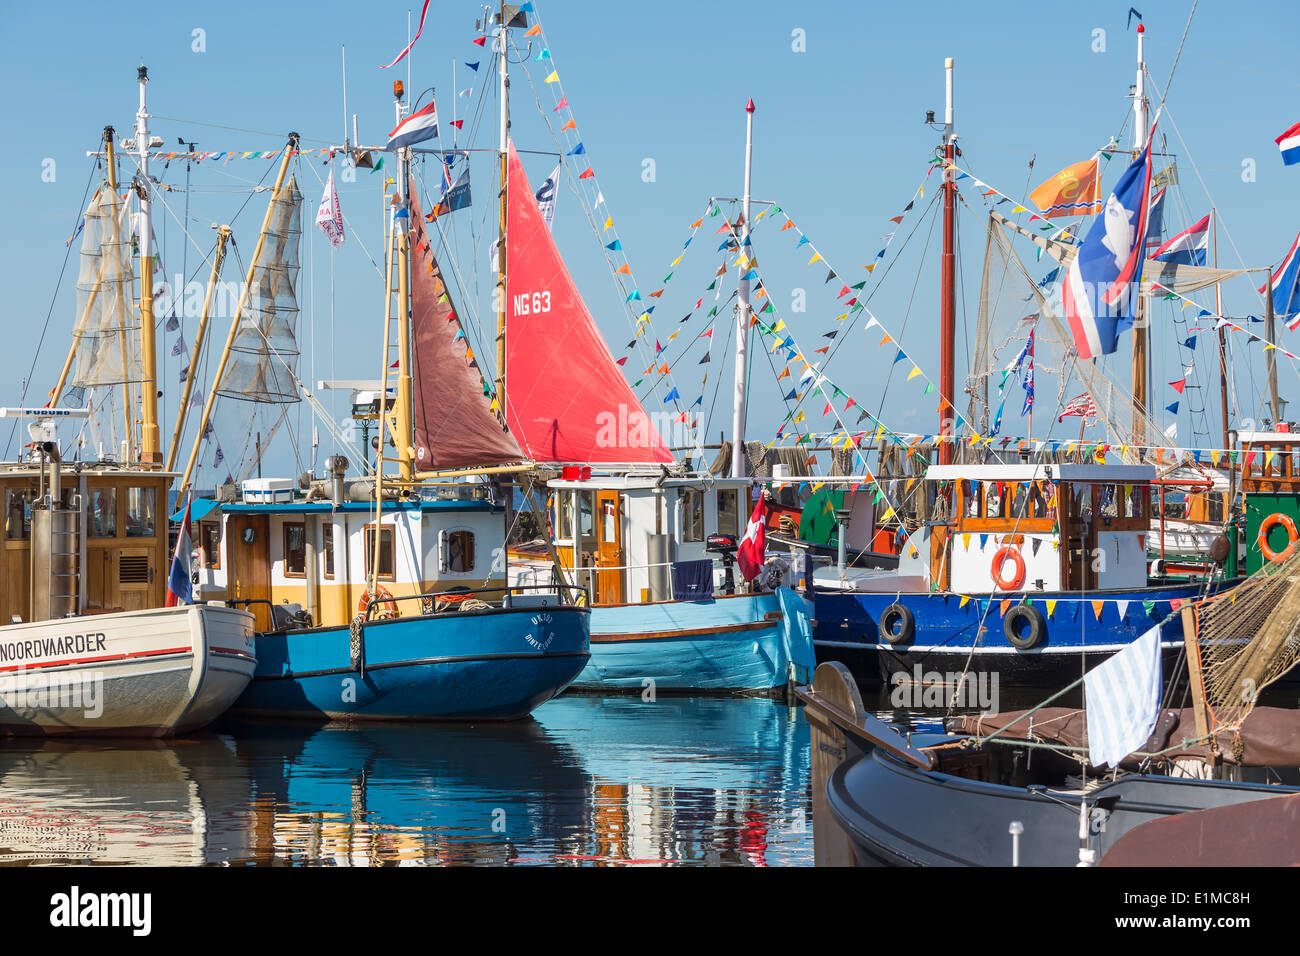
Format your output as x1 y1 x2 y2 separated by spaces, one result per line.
802 541 1300 867
489 83 812 696
0 69 256 737
801 33 1289 685
166 62 592 719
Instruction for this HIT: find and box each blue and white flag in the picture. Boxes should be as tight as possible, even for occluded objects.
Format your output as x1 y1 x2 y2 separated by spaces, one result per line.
1262 231 1300 329
165 491 194 607
1144 186 1167 256
1151 213 1209 266
1062 139 1155 359
1084 623 1163 768
387 100 439 151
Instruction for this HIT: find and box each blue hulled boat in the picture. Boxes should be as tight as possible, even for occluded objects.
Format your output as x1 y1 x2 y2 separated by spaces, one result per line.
810 462 1235 685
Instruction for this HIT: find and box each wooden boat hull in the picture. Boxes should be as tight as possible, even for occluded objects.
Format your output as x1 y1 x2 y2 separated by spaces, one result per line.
568 589 814 696
234 604 590 721
0 604 255 737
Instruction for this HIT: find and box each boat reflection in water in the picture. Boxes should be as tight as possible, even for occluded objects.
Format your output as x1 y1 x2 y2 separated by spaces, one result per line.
0 697 811 866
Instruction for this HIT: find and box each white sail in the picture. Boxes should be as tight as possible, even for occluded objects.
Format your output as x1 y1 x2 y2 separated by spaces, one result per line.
68 187 140 390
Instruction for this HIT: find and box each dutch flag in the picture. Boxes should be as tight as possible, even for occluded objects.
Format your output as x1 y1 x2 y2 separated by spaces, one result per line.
165 492 194 607
1150 214 1210 266
1260 231 1300 330
387 100 439 152
1277 121 1300 167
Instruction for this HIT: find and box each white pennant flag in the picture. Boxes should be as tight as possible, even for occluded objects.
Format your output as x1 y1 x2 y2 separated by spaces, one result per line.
535 162 560 231
315 171 345 248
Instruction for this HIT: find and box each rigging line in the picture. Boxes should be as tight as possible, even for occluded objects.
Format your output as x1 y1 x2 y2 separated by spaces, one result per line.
1159 0 1199 107
636 289 738 404
148 115 336 149
299 157 386 282
777 181 941 436
5 155 101 459
511 34 688 421
699 288 738 462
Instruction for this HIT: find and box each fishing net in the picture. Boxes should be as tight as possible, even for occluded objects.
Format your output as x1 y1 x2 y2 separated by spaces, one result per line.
1187 546 1300 730
216 174 302 404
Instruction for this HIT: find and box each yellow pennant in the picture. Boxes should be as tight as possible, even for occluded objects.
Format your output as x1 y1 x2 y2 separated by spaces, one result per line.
907 366 922 381
545 71 559 83
961 533 971 550
1091 600 1104 621
959 594 971 608
1046 599 1057 619
808 252 823 264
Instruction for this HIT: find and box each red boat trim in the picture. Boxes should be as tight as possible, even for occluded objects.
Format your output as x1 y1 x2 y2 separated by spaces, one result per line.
0 645 192 674
592 620 777 644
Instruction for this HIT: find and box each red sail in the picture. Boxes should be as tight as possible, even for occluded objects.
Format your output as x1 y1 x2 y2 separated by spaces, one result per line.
409 180 525 469
503 141 673 465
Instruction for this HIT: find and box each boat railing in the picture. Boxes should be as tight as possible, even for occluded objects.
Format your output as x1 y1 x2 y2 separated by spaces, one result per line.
361 582 590 622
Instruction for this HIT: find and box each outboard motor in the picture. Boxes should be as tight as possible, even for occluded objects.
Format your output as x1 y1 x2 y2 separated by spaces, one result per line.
706 533 738 594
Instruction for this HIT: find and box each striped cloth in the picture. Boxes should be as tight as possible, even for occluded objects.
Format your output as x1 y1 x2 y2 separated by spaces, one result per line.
1084 624 1163 769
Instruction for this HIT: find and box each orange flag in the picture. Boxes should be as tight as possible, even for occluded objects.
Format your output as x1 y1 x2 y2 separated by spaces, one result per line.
1028 157 1101 218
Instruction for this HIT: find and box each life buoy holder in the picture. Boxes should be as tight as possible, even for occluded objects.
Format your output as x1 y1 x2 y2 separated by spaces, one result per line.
879 602 915 645
991 546 1027 591
359 585 399 619
1257 513 1299 563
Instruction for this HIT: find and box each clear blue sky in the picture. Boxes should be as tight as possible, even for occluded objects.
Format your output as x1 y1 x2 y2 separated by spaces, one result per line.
3 0 1298 480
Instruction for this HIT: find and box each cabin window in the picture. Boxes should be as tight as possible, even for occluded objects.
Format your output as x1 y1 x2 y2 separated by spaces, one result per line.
322 525 335 579
283 522 306 577
1207 492 1224 523
4 488 33 540
717 489 741 536
682 490 704 542
1023 483 1048 519
964 482 981 518
88 488 117 537
125 487 156 538
364 525 396 581
1069 484 1093 519
984 484 1003 518
441 529 475 573
201 523 221 569
556 491 574 540
578 491 595 541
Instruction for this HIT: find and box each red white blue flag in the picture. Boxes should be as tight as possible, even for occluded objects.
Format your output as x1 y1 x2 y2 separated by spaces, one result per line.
1062 138 1155 359
388 100 439 152
1277 121 1300 166
1260 231 1300 329
1151 213 1209 266
165 492 194 607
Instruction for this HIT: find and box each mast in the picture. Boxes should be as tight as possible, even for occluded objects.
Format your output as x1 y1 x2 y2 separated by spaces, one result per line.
135 66 162 466
494 1 509 417
730 98 755 479
165 226 230 471
1130 26 1149 450
1214 208 1230 449
392 82 415 482
938 58 956 466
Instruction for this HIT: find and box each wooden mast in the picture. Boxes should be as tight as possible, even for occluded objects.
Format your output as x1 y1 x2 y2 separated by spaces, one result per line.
494 0 509 420
938 58 957 466
178 134 299 498
165 226 230 471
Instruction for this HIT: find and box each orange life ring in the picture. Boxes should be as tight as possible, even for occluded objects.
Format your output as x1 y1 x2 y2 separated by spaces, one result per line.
991 546 1027 591
359 585 399 618
1257 513 1299 563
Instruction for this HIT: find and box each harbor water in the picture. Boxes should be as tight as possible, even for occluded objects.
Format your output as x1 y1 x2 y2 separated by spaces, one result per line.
0 696 811 866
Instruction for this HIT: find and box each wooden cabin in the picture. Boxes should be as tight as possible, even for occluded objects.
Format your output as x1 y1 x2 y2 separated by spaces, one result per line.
923 464 1153 594
0 463 171 624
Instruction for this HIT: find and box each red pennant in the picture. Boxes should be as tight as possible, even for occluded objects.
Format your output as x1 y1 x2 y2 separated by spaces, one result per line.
578 167 594 179
1169 379 1187 394
553 95 568 111
472 36 487 46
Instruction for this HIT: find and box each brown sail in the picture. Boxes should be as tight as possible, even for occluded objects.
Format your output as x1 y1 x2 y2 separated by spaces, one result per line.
409 179 525 469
